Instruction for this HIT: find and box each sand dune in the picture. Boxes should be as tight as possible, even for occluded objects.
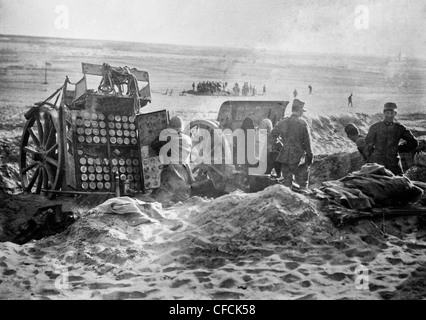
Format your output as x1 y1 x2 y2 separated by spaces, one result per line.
1 185 425 300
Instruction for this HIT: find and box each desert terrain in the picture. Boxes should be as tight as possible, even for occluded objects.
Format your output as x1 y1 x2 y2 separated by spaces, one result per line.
0 35 426 300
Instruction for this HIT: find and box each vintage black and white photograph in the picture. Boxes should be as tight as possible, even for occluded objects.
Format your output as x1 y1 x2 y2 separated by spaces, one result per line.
0 0 425 302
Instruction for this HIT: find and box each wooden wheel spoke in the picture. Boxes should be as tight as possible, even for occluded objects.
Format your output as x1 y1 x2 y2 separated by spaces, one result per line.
44 120 54 148
42 166 49 189
26 167 40 191
46 142 58 155
22 161 39 174
28 128 41 147
45 156 58 168
35 168 43 194
36 115 44 145
44 164 54 185
23 146 38 155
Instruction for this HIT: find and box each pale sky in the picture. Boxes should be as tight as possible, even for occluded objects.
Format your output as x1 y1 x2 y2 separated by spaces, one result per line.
0 0 425 57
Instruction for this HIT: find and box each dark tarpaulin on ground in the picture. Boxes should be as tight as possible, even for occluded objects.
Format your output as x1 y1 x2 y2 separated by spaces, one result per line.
314 163 426 226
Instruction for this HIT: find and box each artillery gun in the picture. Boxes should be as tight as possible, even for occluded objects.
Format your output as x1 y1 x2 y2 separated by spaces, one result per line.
189 100 289 193
19 63 168 199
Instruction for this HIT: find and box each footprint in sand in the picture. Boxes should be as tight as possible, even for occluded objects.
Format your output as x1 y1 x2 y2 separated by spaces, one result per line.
285 261 300 270
194 271 211 277
360 235 381 246
386 257 403 265
44 270 58 280
38 288 60 296
319 271 349 282
171 278 192 288
242 275 252 282
219 278 237 289
162 266 182 273
296 268 310 276
296 293 317 300
115 272 139 280
2 269 16 276
196 277 210 283
378 291 394 300
88 283 131 290
102 291 147 300
300 280 312 288
194 271 212 284
368 284 387 292
281 273 302 283
211 291 244 299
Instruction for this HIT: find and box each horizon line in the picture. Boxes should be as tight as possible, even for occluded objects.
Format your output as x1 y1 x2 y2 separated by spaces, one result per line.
0 33 423 61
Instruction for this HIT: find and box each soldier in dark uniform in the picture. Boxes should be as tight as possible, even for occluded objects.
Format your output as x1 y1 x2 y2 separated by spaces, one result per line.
365 102 418 175
271 99 313 189
345 123 368 161
348 94 353 107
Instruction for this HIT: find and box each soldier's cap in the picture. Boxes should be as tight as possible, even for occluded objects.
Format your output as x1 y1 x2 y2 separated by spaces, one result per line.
384 102 397 112
344 123 359 136
169 116 183 132
292 99 306 112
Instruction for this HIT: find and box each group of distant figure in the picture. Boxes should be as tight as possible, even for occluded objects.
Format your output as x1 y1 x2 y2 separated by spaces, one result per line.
170 81 268 96
191 81 267 96
167 82 354 108
233 82 266 96
194 81 225 94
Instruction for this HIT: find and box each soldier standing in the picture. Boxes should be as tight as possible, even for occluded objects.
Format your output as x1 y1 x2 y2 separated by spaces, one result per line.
348 93 353 107
365 102 418 175
271 99 313 189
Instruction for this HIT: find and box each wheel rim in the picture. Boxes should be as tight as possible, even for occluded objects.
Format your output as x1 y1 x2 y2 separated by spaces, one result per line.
189 120 219 176
189 120 251 193
20 105 63 198
189 120 230 188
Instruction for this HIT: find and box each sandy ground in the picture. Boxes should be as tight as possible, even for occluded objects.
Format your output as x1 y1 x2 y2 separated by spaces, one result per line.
1 35 426 300
1 186 425 300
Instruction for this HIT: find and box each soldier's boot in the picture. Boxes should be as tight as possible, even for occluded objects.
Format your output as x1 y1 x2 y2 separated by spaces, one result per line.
296 164 310 189
282 173 293 189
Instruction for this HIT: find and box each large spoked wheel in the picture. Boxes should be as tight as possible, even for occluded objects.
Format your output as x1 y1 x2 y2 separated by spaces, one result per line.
189 119 239 192
20 104 64 199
